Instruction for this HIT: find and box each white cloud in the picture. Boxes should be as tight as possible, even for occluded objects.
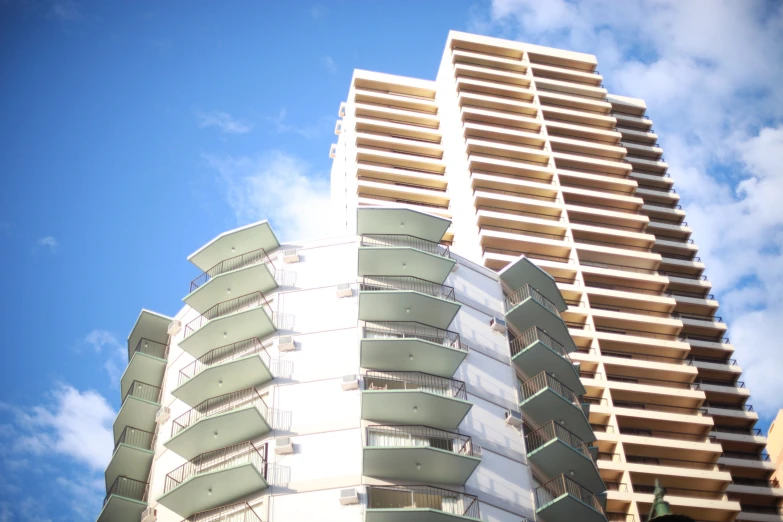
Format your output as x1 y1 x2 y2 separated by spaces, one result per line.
37 236 58 250
83 329 126 388
196 110 253 134
205 151 335 242
480 0 783 413
56 476 103 520
1 385 115 471
321 55 337 73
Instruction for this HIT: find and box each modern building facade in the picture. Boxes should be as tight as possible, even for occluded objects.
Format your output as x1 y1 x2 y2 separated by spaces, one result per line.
329 30 783 522
768 410 783 486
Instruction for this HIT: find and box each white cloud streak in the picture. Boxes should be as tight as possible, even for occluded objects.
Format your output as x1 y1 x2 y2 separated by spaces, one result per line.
83 329 126 389
37 236 58 250
205 151 335 242
196 110 253 134
480 0 783 413
321 55 337 73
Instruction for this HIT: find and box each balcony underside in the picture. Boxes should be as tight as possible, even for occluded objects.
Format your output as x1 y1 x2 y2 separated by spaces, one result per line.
359 247 456 284
520 389 593 443
512 340 583 394
364 447 480 484
362 390 472 431
365 510 480 522
127 310 171 361
96 495 147 522
357 208 451 243
498 257 568 311
536 494 605 522
179 307 276 359
528 440 604 493
120 352 166 401
113 397 159 442
188 221 279 272
359 291 460 330
165 407 271 460
505 299 575 352
184 263 277 314
172 354 274 407
361 338 467 377
157 463 268 518
104 444 154 491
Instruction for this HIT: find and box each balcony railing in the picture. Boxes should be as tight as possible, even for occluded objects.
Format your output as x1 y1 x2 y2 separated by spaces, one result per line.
510 326 569 359
364 370 467 400
164 441 268 494
114 427 155 453
595 326 679 341
704 402 754 412
520 372 582 409
619 427 714 443
477 204 564 222
183 292 273 338
526 420 592 460
689 355 737 366
605 373 699 390
360 275 456 301
601 350 692 366
731 478 780 488
697 378 744 389
190 248 276 293
104 476 148 507
591 303 677 319
184 502 263 522
367 425 478 456
123 381 162 405
613 400 707 416
535 474 604 513
711 426 762 436
625 455 723 471
361 234 451 257
680 312 722 323
130 338 169 362
178 338 273 387
480 224 569 242
473 186 561 203
580 259 659 275
367 485 480 518
484 247 573 264
171 388 268 438
722 450 770 462
670 289 715 300
505 284 561 315
632 484 725 500
363 321 464 351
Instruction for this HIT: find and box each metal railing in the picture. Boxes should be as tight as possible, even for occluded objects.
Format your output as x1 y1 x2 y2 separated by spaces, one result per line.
505 284 560 315
722 450 770 462
601 350 692 366
171 388 268 438
575 237 652 252
680 312 722 323
183 291 273 338
625 455 723 471
595 326 680 341
705 402 754 412
697 378 744 389
510 327 569 359
366 425 477 456
526 421 592 461
535 474 604 514
123 381 162 405
731 477 780 488
585 281 666 296
619 427 714 443
130 338 169 362
190 248 275 293
670 289 714 300
364 370 467 400
613 400 707 416
362 321 464 351
569 216 646 232
367 485 480 518
605 374 698 391
520 372 582 410
361 234 450 258
164 441 267 494
590 303 677 319
104 476 148 506
711 426 761 436
185 502 263 522
114 427 155 453
360 275 455 301
662 270 708 281
632 484 725 500
178 338 273 387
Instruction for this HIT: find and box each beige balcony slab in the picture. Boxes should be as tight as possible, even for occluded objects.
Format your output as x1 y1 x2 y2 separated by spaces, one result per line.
355 102 440 128
613 113 653 130
533 76 607 98
458 90 538 116
355 88 438 114
453 62 529 87
357 163 447 190
357 179 450 207
452 48 528 73
356 147 445 173
529 62 602 85
455 76 534 100
460 105 541 131
355 117 442 142
357 131 444 157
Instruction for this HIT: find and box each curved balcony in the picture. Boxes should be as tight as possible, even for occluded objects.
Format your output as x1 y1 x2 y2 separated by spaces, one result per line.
184 502 263 522
113 381 162 442
120 338 168 400
96 476 148 522
172 338 274 407
535 474 606 522
526 421 604 493
359 234 455 284
158 442 268 518
165 388 270 460
179 292 276 359
498 255 567 310
361 322 467 377
357 207 451 243
105 427 154 490
366 485 481 522
510 327 583 393
504 284 574 352
364 425 481 484
362 371 472 430
359 276 460 329
187 221 279 276
184 248 277 314
520 372 593 442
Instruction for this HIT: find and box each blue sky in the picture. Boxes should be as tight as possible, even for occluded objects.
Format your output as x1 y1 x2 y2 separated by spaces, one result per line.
1 1 782 521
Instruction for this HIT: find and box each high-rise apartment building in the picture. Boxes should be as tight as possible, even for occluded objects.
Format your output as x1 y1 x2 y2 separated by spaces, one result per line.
329 31 783 522
96 30 781 522
768 410 783 486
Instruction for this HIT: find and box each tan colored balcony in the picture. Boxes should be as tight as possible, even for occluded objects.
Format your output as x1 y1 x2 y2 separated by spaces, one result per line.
542 104 616 128
458 90 538 116
612 113 653 130
617 127 658 144
465 136 550 164
548 135 626 160
355 116 442 143
356 146 445 174
463 121 546 148
357 177 450 208
460 105 541 131
357 131 444 158
355 102 440 129
358 193 452 220
452 47 528 73
529 61 603 86
534 76 607 99
538 89 612 114
546 119 621 143
455 76 534 102
355 88 438 115
357 162 447 190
